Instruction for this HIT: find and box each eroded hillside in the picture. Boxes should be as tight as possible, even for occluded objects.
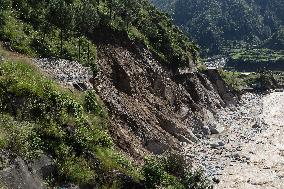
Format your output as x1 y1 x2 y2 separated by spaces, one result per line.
0 0 241 188
94 34 237 159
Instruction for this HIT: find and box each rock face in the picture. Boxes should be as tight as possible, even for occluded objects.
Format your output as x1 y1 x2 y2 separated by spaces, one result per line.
94 38 237 159
0 154 55 189
0 158 44 189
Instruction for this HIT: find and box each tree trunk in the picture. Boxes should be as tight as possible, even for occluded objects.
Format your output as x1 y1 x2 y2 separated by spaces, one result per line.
60 28 63 58
88 43 90 65
78 38 81 61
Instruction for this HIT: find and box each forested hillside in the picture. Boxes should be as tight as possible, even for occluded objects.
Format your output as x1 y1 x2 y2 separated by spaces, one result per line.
151 0 284 54
262 27 284 50
0 0 199 69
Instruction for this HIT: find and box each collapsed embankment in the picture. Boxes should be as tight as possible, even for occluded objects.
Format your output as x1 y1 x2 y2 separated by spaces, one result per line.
94 37 238 159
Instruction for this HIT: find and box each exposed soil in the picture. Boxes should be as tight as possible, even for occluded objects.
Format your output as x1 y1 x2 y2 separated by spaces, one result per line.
94 41 237 160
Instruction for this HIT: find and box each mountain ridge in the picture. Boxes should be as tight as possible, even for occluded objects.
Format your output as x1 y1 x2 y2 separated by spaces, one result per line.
151 0 284 54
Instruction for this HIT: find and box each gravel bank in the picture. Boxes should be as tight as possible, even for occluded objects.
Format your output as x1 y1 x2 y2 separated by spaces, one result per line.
33 58 93 91
184 91 284 189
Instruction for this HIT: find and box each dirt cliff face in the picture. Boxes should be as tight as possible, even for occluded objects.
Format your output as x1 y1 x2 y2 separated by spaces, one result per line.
94 39 236 160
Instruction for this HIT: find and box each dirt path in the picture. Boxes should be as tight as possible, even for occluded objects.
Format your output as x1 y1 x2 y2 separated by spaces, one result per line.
184 91 284 189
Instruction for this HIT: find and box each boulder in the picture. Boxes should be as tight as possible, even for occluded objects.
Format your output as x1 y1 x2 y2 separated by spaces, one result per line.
0 158 45 189
31 154 56 180
252 117 263 128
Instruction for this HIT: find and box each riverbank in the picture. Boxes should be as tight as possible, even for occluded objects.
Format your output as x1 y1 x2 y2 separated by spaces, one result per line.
184 91 284 188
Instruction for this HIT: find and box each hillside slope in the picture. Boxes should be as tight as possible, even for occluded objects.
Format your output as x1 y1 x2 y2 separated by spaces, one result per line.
0 0 239 188
93 32 237 159
262 27 284 50
151 0 284 54
0 47 141 188
0 33 234 188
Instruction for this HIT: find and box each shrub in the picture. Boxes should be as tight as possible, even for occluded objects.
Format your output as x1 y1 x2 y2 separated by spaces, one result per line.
0 114 43 159
254 69 278 90
197 63 207 73
142 153 212 189
56 144 95 184
0 132 7 149
143 157 166 188
85 90 100 114
0 11 34 55
182 169 212 189
163 152 187 178
219 69 243 92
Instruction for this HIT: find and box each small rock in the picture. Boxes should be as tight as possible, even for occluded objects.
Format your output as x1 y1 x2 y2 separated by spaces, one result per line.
202 126 211 135
232 152 240 159
244 156 251 161
212 177 220 184
210 125 225 134
252 117 263 128
210 141 225 148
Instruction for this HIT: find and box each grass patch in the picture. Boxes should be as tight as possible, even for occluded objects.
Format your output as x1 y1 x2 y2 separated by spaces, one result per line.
229 48 284 63
219 68 282 91
0 57 141 187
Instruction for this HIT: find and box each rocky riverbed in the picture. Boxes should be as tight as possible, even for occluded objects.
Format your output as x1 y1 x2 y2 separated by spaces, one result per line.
184 91 284 188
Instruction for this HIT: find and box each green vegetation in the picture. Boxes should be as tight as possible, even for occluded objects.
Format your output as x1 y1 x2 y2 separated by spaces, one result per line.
273 72 284 86
151 0 284 55
143 153 211 189
0 184 7 189
262 27 284 50
229 48 284 62
0 51 140 186
219 70 244 92
224 48 284 72
0 0 198 69
197 63 208 73
219 69 280 91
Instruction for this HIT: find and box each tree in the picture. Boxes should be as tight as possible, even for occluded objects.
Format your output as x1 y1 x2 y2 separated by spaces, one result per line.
46 0 75 57
152 0 284 55
0 0 11 11
75 0 99 35
122 0 141 31
0 0 11 26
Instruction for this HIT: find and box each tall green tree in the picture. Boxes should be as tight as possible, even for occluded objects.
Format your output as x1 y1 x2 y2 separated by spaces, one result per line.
75 0 99 35
46 0 75 56
123 0 141 30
